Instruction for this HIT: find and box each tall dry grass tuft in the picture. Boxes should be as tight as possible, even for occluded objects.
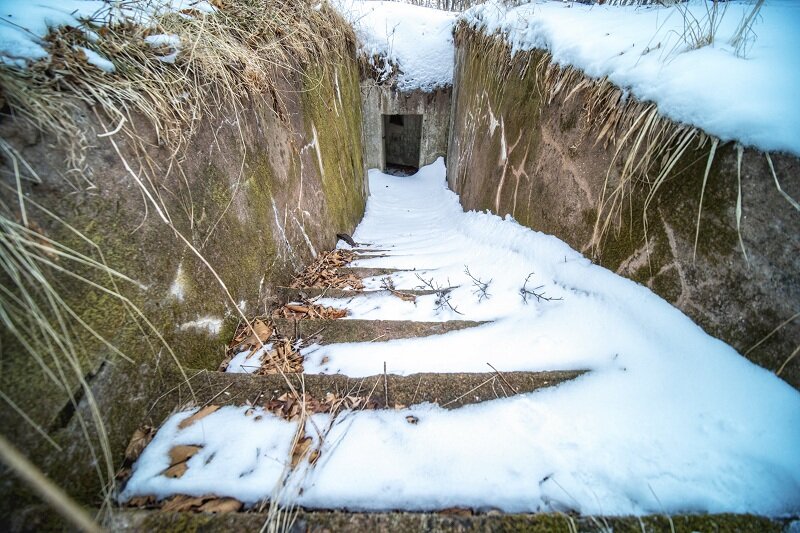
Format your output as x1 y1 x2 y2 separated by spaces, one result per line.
0 0 357 522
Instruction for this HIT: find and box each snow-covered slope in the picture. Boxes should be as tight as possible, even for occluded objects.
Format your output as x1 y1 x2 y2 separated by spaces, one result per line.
122 160 800 516
462 0 800 156
333 0 457 91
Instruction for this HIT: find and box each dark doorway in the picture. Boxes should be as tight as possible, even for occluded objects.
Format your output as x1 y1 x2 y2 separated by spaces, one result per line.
383 114 422 175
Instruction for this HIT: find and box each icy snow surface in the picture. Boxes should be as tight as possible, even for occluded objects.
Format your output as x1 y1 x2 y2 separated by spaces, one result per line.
122 160 800 516
333 0 456 91
462 0 800 156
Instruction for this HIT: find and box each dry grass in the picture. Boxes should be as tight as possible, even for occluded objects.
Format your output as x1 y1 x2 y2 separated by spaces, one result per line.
454 21 798 268
0 0 357 524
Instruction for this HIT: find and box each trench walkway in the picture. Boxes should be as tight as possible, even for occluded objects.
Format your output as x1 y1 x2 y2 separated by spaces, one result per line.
115 160 800 525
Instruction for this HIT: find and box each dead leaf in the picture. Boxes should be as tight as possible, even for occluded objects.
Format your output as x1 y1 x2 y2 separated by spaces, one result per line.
161 494 208 512
124 426 155 464
169 445 202 466
235 319 273 351
309 449 321 466
291 436 312 468
200 497 242 513
178 405 220 430
127 495 155 508
162 462 188 478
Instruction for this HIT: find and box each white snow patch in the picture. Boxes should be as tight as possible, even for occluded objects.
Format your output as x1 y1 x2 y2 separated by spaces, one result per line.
225 344 271 374
332 0 457 91
178 316 222 336
462 0 800 155
168 263 185 301
76 46 115 72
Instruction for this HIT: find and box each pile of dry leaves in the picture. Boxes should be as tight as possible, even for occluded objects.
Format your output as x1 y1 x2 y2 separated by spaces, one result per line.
272 302 347 319
218 318 303 374
290 249 363 290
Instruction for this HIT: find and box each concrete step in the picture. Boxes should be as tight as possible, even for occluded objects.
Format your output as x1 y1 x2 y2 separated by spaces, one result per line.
107 509 791 532
173 368 586 409
338 266 405 278
272 318 484 344
277 286 448 303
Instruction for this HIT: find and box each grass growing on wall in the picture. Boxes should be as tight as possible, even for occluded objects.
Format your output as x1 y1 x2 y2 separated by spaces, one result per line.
0 0 359 524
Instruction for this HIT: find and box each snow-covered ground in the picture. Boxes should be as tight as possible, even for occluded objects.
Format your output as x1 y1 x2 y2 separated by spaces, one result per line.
122 160 800 516
332 0 457 90
0 0 212 67
463 0 800 156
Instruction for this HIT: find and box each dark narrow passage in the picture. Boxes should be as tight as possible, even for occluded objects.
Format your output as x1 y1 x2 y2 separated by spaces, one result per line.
383 114 422 175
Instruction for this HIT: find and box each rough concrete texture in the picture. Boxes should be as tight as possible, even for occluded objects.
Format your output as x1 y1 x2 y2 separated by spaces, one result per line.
0 39 366 522
107 509 794 533
361 80 451 170
447 27 800 390
278 286 442 303
271 318 484 344
113 367 585 413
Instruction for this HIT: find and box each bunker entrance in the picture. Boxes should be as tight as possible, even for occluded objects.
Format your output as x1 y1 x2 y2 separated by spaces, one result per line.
383 114 422 175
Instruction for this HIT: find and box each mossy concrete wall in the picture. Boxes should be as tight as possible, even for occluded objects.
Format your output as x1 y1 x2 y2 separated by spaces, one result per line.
361 81 451 170
0 45 365 524
447 28 800 389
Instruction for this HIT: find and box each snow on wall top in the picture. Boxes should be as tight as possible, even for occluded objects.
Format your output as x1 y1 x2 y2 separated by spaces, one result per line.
462 0 800 156
0 0 213 68
333 1 457 92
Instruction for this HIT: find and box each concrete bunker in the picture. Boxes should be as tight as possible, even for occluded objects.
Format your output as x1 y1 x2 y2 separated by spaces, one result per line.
361 82 451 173
383 113 422 174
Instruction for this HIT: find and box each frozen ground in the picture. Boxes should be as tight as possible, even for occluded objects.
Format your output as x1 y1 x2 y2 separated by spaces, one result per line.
463 0 800 155
332 0 456 90
122 160 800 516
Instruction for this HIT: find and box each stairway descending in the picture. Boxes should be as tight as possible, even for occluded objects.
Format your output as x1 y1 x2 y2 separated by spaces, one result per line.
109 246 595 528
109 164 798 531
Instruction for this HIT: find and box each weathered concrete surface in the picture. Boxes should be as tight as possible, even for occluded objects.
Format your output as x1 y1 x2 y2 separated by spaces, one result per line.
339 266 403 278
0 24 366 525
361 81 451 170
106 509 794 533
278 286 444 303
110 367 586 412
272 318 484 343
447 27 800 389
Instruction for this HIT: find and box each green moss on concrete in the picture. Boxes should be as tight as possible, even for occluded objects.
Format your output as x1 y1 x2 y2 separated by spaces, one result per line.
301 60 365 237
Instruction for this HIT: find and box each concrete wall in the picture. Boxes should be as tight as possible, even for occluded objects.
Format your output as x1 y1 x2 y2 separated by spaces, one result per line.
0 45 366 525
447 26 800 390
361 81 451 170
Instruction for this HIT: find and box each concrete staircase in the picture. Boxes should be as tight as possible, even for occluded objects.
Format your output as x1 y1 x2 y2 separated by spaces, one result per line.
108 253 794 532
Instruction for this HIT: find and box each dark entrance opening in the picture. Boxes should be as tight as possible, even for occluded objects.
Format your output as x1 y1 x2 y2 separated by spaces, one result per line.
383 114 422 175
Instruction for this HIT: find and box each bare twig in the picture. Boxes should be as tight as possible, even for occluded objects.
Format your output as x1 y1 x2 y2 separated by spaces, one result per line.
414 273 463 315
487 362 519 395
520 273 563 304
464 265 491 302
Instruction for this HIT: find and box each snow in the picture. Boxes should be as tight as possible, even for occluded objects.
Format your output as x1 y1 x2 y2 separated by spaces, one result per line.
462 0 800 156
178 316 222 335
225 344 272 374
76 46 115 72
122 160 800 516
0 0 212 67
333 1 457 91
